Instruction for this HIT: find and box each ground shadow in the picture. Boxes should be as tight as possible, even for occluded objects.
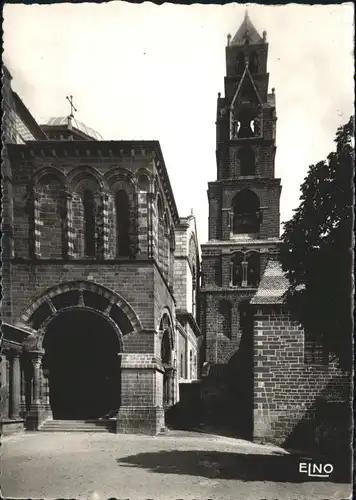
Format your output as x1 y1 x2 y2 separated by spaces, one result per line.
282 377 352 471
117 450 351 484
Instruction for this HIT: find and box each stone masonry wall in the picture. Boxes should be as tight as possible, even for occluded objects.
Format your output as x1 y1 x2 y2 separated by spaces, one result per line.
200 290 254 364
7 262 155 330
253 306 350 446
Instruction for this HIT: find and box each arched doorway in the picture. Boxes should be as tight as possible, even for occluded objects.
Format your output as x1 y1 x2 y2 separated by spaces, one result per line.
42 309 121 420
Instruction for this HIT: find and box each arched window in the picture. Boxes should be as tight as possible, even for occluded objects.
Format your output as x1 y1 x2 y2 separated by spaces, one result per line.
238 146 256 176
232 189 260 234
36 174 66 259
231 251 261 288
161 331 171 366
245 251 260 287
115 190 130 257
83 189 96 257
137 174 150 192
218 299 232 339
231 252 244 287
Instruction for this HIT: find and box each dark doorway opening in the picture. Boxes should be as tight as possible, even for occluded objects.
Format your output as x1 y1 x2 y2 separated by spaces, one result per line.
42 309 121 420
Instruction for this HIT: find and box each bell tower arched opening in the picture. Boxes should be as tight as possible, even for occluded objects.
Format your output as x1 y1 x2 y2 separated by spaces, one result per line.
42 309 121 420
232 189 260 235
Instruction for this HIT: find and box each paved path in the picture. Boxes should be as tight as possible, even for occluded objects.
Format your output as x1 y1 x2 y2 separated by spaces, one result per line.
1 431 351 500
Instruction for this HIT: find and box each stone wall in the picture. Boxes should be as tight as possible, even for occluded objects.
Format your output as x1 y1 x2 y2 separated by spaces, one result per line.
7 262 156 330
253 306 351 449
200 290 252 363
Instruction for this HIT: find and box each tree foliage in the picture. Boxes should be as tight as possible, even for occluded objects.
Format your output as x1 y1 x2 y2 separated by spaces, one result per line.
280 116 354 371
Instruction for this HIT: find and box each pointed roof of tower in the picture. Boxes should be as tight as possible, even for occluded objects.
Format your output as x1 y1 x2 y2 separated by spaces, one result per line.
231 10 264 46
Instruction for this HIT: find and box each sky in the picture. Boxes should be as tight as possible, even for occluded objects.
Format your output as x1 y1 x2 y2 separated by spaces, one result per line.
3 2 354 245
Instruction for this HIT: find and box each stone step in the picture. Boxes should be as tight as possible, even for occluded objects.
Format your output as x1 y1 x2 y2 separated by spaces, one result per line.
40 428 111 432
39 419 116 433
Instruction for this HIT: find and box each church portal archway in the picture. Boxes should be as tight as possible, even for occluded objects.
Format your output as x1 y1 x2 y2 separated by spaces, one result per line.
42 309 121 420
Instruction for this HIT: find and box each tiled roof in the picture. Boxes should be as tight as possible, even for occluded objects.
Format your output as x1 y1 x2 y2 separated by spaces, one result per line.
251 259 289 305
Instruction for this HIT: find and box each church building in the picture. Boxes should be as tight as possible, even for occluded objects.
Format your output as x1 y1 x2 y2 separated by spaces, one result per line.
199 12 350 448
1 64 201 435
1 12 350 449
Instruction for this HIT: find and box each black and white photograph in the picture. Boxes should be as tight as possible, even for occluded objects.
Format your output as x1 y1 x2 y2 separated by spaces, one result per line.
1 2 354 499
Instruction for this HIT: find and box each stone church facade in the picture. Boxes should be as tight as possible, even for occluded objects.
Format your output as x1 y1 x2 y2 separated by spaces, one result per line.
1 65 201 435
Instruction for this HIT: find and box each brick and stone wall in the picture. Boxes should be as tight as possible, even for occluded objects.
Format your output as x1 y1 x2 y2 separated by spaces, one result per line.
200 289 254 364
8 262 155 329
253 306 351 448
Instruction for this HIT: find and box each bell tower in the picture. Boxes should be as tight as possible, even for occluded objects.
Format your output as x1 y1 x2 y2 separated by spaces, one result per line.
200 12 281 367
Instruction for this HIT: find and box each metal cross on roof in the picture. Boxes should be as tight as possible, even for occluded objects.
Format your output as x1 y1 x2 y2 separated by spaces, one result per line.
66 95 77 119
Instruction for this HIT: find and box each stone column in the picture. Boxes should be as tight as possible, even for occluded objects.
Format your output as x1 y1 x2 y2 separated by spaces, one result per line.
20 365 26 416
229 259 234 287
147 193 155 259
165 367 174 406
43 376 50 407
242 261 248 287
10 353 21 419
65 192 75 259
170 368 177 406
31 356 42 406
0 354 9 419
27 351 45 430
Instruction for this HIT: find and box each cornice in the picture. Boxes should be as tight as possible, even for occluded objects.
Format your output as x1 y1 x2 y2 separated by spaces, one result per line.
9 257 154 265
6 140 162 161
151 145 180 226
201 238 280 253
175 309 201 337
208 177 281 187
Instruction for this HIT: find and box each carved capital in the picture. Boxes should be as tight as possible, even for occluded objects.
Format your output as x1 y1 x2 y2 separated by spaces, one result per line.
30 353 44 364
23 335 44 354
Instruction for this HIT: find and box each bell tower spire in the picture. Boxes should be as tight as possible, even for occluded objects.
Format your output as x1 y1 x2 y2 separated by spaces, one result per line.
199 12 283 441
230 10 265 46
201 11 282 365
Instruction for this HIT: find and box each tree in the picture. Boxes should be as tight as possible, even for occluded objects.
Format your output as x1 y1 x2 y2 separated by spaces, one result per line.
280 116 354 372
